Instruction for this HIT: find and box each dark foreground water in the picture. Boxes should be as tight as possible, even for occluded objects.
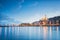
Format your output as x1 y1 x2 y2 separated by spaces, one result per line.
0 26 60 40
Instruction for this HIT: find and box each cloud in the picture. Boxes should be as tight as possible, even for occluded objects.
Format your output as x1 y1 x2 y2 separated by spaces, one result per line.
0 14 21 24
0 14 14 23
14 0 25 11
0 14 9 21
32 2 39 6
21 14 41 23
29 1 39 7
18 0 24 7
0 4 2 7
17 0 24 4
17 5 22 9
0 3 3 9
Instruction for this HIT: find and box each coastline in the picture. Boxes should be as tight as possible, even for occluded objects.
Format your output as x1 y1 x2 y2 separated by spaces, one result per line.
0 25 60 27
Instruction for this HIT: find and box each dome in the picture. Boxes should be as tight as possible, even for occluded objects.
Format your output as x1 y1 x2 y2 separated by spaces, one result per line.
41 15 48 20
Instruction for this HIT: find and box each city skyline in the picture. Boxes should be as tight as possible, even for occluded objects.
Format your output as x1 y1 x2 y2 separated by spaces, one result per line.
0 0 60 24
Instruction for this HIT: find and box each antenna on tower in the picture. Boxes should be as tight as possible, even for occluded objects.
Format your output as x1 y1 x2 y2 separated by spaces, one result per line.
44 14 47 19
45 14 47 17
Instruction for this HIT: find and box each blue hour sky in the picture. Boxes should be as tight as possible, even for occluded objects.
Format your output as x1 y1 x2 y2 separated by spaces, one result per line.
0 0 60 24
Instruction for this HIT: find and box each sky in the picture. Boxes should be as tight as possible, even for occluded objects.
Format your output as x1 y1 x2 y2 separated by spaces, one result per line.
0 0 60 24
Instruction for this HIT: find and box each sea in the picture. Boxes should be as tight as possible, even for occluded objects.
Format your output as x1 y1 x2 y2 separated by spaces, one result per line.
0 26 60 40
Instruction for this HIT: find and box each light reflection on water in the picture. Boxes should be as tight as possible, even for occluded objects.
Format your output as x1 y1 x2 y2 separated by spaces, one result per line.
0 26 60 40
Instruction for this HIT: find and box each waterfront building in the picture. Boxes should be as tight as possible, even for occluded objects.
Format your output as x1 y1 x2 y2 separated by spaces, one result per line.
40 15 48 25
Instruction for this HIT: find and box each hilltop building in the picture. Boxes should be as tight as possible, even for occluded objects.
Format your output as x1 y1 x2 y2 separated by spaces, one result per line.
41 15 48 25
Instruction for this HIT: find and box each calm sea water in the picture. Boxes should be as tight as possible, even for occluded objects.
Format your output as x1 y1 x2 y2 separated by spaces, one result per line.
0 26 60 40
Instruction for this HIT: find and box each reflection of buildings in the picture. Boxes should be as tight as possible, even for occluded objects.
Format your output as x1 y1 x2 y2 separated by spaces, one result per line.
43 26 48 40
43 26 60 39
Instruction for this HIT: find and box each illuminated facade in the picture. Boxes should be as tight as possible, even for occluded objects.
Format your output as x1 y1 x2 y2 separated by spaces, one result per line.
41 15 48 25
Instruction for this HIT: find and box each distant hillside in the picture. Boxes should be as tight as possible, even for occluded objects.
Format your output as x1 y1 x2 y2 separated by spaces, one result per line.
48 16 60 24
49 16 60 20
32 16 60 24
